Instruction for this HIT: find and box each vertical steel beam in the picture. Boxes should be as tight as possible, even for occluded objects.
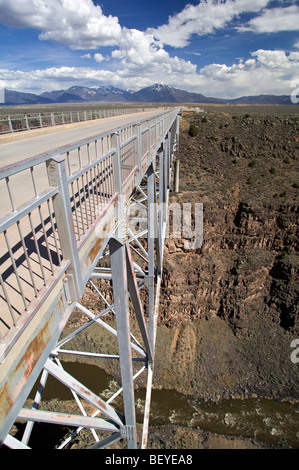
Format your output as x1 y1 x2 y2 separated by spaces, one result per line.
47 155 83 299
140 162 158 449
142 159 166 448
165 134 170 192
147 163 156 348
174 159 180 193
109 237 137 449
158 149 164 274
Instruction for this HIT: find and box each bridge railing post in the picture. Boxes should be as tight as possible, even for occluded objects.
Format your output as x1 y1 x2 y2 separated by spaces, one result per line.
147 120 152 167
111 132 122 194
25 115 30 131
8 116 13 133
111 132 125 243
46 155 84 299
133 123 142 186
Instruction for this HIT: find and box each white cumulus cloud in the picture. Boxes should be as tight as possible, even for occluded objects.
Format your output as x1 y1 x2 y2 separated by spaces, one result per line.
238 5 299 33
0 0 122 49
1 49 298 98
196 49 299 98
149 0 271 48
111 27 196 75
0 0 198 88
94 53 106 63
0 0 298 99
0 66 119 93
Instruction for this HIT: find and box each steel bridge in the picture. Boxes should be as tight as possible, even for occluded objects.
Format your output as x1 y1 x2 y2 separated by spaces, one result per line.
0 107 181 449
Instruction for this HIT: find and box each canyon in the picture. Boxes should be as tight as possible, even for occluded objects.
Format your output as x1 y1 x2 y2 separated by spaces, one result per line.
154 107 298 406
19 106 298 449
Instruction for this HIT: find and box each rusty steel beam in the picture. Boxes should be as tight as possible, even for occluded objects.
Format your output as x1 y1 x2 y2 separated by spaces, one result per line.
0 275 75 444
18 408 120 433
0 107 181 449
44 359 124 427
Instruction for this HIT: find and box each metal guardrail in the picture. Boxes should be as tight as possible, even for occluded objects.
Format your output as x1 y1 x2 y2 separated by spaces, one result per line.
0 106 181 449
0 107 156 135
0 107 180 356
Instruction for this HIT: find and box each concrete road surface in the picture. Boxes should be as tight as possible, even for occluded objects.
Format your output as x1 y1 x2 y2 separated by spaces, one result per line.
0 108 168 336
0 108 164 217
0 108 164 166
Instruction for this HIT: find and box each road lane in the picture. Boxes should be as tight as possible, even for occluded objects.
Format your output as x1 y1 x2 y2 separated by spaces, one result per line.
0 108 165 217
0 107 167 334
0 109 164 166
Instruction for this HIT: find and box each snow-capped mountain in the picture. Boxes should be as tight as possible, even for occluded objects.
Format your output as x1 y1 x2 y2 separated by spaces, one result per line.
40 85 130 102
2 84 296 106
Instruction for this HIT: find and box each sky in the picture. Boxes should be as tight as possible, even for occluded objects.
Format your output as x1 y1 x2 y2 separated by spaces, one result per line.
0 0 299 99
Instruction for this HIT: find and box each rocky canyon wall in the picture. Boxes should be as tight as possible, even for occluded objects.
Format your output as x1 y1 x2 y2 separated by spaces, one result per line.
153 109 299 402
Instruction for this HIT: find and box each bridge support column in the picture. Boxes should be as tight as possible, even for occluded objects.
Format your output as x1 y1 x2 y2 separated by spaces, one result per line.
0 107 181 450
109 237 137 449
147 163 158 348
140 163 160 449
174 159 180 193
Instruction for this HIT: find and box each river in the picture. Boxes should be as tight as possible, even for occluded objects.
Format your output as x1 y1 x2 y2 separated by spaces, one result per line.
29 361 299 448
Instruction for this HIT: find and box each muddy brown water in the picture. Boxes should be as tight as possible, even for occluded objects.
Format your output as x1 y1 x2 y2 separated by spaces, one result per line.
29 362 299 448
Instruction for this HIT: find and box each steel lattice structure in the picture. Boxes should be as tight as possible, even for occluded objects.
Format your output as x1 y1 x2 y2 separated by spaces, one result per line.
0 107 181 449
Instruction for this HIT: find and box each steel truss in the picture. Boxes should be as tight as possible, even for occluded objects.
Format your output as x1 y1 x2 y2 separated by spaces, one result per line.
1 113 179 449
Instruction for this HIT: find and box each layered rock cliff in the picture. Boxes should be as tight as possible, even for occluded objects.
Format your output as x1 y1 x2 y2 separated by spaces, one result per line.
153 109 299 402
63 109 298 404
49 108 299 448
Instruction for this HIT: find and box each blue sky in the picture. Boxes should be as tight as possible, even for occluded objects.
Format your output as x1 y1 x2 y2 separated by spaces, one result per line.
0 0 299 98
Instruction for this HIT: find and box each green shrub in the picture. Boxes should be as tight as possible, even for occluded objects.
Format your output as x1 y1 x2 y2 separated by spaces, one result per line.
270 167 276 174
188 124 198 137
201 116 208 123
249 159 257 167
279 250 287 259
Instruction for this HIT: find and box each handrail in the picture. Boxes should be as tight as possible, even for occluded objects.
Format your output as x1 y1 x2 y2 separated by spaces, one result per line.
0 107 181 355
0 106 158 135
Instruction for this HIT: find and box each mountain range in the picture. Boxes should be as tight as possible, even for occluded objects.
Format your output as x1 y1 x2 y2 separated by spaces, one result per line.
2 84 297 106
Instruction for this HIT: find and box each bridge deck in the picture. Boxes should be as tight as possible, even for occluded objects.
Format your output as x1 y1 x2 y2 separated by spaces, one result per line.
0 107 181 448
